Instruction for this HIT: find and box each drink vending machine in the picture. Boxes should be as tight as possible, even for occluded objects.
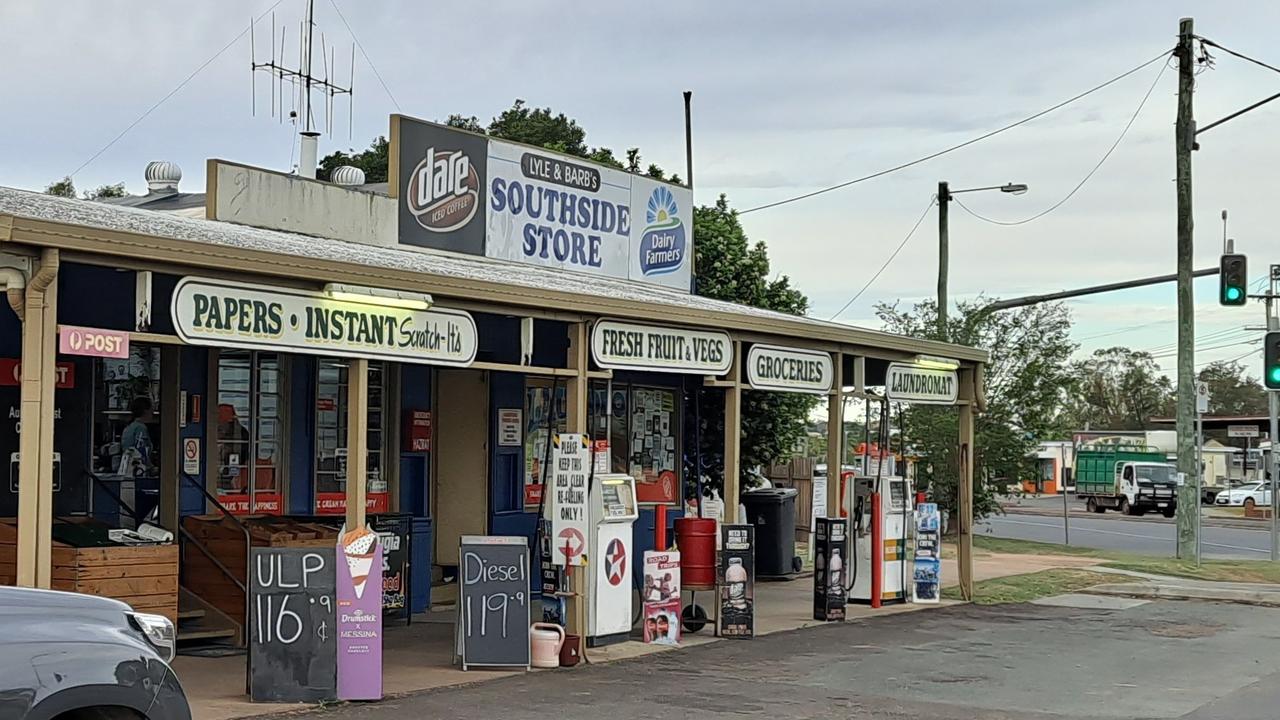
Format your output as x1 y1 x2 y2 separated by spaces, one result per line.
587 473 638 646
846 474 913 604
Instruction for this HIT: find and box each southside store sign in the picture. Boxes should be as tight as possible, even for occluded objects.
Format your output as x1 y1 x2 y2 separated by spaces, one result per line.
746 344 832 395
171 278 477 367
884 362 958 405
392 115 693 292
591 319 731 375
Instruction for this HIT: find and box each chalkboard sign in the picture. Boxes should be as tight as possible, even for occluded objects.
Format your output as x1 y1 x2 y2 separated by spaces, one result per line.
457 536 530 671
372 513 412 624
250 547 337 703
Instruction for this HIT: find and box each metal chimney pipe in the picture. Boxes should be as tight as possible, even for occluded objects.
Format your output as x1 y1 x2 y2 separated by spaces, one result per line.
299 131 320 179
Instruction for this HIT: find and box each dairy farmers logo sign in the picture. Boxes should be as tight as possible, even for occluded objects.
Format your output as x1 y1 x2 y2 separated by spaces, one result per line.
171 277 478 367
884 362 957 405
406 146 480 232
638 186 686 277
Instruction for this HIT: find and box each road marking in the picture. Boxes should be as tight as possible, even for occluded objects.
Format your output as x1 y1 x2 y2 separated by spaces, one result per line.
987 517 1270 555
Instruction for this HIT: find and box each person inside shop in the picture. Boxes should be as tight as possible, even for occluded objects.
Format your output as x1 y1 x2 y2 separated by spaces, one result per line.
218 403 252 491
119 396 156 477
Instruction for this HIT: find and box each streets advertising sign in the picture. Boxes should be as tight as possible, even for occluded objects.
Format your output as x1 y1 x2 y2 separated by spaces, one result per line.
590 319 732 375
745 344 833 395
884 362 958 405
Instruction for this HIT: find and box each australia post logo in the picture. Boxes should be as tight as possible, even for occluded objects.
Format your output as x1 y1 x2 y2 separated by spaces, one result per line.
638 186 686 276
407 146 480 233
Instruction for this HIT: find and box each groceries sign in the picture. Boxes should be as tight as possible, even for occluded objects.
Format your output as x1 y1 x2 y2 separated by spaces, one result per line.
392 115 693 292
884 362 958 405
171 277 477 367
746 344 832 395
591 319 731 375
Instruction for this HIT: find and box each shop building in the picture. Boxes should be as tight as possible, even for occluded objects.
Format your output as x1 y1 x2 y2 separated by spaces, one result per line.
0 116 986 665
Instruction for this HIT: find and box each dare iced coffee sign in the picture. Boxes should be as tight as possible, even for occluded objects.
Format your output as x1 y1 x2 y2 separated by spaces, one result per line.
58 325 129 359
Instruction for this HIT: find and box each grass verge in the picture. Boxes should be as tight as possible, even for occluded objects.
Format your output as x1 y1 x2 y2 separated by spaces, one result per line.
942 568 1115 605
973 534 1280 584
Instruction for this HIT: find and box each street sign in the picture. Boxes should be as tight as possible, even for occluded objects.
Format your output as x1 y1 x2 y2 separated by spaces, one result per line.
1228 425 1261 438
1195 381 1210 414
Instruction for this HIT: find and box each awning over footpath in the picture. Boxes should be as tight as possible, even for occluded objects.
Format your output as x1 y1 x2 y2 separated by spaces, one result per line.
0 186 986 364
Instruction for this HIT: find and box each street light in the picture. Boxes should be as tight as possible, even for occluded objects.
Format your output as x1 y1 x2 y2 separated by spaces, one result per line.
936 181 1029 339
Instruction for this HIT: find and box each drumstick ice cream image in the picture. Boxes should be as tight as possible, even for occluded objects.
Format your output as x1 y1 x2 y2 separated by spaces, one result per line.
342 527 378 599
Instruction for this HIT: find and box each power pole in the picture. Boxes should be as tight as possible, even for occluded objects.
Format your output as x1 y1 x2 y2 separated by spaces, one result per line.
1174 17 1197 559
1268 266 1279 560
937 181 950 340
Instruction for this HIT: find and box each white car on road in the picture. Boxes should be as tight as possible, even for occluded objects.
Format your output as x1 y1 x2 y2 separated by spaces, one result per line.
1214 482 1272 509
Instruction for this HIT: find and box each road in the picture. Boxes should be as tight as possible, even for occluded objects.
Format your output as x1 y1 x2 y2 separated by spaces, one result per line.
271 599 1280 720
982 512 1274 558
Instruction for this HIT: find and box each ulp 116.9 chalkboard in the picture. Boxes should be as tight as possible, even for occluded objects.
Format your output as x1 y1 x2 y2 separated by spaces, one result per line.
456 536 530 671
250 547 337 702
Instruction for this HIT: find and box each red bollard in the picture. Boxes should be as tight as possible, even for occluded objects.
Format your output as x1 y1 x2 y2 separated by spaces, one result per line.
655 503 667 551
870 492 883 609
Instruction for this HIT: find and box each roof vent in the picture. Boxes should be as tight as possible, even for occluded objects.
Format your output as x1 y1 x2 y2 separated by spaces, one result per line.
330 165 366 186
144 161 182 194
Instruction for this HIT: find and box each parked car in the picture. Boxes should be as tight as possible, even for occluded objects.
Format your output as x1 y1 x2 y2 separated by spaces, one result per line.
0 586 190 720
1214 482 1272 509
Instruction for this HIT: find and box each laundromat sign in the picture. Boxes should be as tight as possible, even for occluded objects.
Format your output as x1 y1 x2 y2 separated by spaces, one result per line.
746 344 832 395
591 319 732 375
171 278 477 367
885 362 958 405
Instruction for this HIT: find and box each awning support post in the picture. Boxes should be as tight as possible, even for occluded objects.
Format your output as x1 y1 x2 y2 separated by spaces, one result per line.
565 322 589 640
17 249 58 588
825 352 844 517
957 367 976 601
345 357 369 531
723 341 742 523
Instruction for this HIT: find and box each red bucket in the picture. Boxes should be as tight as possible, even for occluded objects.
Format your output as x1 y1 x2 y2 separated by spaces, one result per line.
673 517 717 590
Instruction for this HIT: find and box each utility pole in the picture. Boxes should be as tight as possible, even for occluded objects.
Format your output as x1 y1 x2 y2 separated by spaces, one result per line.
1174 17 1198 560
937 181 950 340
1268 265 1279 560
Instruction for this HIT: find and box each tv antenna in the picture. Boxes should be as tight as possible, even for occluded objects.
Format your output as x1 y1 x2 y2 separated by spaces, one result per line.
251 0 354 176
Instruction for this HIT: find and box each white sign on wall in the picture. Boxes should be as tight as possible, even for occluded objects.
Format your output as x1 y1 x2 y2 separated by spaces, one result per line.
497 408 522 447
746 344 833 395
885 363 958 405
591 319 732 375
171 277 478 367
548 433 589 567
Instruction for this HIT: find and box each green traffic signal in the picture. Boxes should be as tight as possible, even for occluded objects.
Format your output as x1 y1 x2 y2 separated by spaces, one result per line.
1271 366 1280 385
1224 286 1243 302
1219 253 1247 307
1268 331 1280 390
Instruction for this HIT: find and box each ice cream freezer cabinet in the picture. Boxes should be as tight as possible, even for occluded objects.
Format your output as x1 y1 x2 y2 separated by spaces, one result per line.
587 473 638 646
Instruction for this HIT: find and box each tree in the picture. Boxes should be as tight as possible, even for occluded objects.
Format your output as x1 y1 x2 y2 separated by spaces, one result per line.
1067 347 1174 430
877 298 1077 524
317 135 389 183
45 176 75 197
83 182 126 200
1197 359 1268 416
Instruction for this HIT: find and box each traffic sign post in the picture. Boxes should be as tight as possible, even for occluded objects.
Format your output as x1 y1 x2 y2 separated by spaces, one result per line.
1194 381 1208 567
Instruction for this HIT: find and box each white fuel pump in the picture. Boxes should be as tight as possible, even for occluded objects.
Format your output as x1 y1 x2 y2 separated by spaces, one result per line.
846 474 913 604
587 473 638 646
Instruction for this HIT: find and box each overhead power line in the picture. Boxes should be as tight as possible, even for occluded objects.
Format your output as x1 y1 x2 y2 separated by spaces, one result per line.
952 57 1170 226
328 0 401 111
1196 36 1280 76
68 0 287 179
827 197 936 320
739 48 1173 215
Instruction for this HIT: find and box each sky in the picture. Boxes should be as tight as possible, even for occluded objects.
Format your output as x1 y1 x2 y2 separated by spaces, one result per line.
1 0 1277 378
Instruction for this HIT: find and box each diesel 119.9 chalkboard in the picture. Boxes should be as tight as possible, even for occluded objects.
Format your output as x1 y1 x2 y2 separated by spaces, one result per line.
456 536 530 671
250 547 338 702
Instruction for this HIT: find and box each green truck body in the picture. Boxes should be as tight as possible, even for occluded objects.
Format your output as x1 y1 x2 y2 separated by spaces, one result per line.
1076 445 1168 495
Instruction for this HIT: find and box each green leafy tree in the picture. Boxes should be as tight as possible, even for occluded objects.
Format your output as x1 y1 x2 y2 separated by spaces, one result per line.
317 135 389 183
83 182 126 200
1067 347 1173 430
45 176 75 197
1197 359 1267 416
877 298 1077 525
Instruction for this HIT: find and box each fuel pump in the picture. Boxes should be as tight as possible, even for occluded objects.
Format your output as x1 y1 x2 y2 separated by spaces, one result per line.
847 474 912 604
587 473 638 646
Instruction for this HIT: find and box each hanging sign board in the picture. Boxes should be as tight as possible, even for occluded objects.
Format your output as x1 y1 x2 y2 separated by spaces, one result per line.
336 525 382 700
591 319 731 375
457 536 530 671
1228 425 1261 439
912 503 942 604
746 344 833 395
547 433 589 566
718 525 755 638
171 277 477 367
58 325 129 359
249 547 337 703
885 362 958 405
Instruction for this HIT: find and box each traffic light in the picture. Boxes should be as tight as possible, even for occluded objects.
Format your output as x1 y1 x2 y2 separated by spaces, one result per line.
1266 331 1280 390
1219 253 1248 306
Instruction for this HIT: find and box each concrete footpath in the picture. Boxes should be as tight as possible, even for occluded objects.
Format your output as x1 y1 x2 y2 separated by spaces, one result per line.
1085 565 1280 607
1001 495 1266 530
181 545 1093 720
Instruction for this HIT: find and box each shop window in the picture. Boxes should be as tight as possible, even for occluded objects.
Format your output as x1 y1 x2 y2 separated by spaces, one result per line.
314 360 388 515
92 345 161 477
609 384 680 505
517 379 566 512
214 350 283 515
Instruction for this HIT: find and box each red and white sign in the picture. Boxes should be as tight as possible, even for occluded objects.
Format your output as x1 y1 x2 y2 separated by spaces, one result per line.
548 434 589 566
182 438 200 474
604 538 627 586
556 527 585 563
593 439 610 474
217 492 282 515
0 359 75 388
524 483 543 507
315 491 390 515
58 325 129 358
642 550 681 646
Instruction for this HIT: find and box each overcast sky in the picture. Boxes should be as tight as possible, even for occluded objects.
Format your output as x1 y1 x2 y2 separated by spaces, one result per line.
2 0 1278 377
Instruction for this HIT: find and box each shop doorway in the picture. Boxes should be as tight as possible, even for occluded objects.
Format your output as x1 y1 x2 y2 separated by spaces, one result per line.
433 369 488 593
90 344 163 525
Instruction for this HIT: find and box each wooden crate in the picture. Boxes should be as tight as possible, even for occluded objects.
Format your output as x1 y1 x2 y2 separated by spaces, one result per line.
181 515 340 627
0 519 179 622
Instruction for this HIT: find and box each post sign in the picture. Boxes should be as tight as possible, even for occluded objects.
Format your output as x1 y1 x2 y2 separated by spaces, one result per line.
1228 425 1261 438
718 525 755 638
249 547 337 703
885 362 958 405
745 344 833 395
171 277 477 367
457 536 530 670
391 115 694 292
58 325 129 359
548 433 589 566
590 319 732 375
1195 381 1210 414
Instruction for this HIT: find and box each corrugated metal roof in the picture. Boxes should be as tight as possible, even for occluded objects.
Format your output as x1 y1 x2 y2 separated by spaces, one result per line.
0 185 985 362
